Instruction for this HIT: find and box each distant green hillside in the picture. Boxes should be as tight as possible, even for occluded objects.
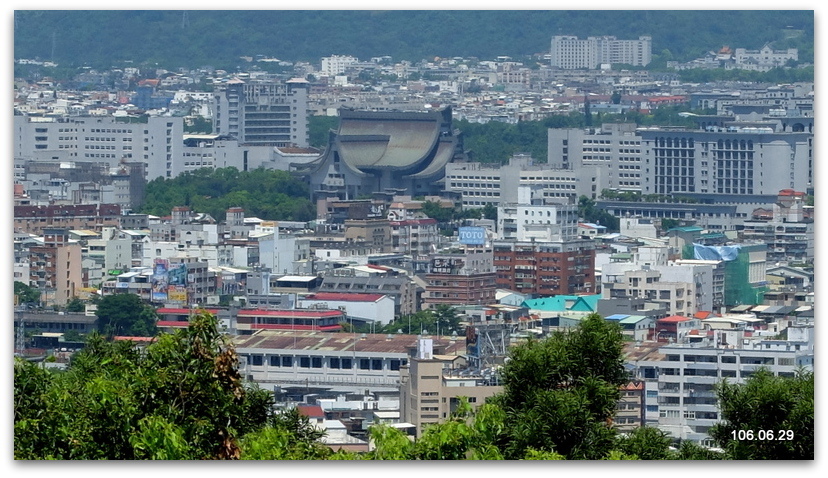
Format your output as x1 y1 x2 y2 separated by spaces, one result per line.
14 10 813 70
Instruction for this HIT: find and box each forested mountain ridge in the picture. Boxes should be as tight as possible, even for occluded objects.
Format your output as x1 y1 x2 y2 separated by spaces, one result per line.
14 10 813 70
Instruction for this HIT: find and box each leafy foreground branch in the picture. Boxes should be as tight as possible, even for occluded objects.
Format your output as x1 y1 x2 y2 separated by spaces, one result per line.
14 311 329 460
14 312 813 460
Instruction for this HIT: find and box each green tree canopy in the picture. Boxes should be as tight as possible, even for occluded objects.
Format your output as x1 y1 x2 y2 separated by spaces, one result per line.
489 313 629 459
15 307 812 461
138 167 314 223
14 281 41 305
708 368 814 460
14 311 330 460
308 115 339 149
183 116 213 134
482 203 498 221
421 200 455 223
94 293 158 337
374 306 463 336
578 195 620 231
614 426 674 460
65 296 86 313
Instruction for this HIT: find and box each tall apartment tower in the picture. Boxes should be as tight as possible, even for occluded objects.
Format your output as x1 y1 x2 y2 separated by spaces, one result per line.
551 35 652 69
213 78 309 148
28 228 83 306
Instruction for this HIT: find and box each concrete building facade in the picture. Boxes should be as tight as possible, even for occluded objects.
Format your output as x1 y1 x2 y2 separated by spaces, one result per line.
13 115 184 181
27 228 83 306
547 123 643 193
631 325 814 444
318 266 421 318
639 128 812 198
212 78 310 148
234 330 464 393
321 55 359 77
14 203 122 236
497 185 579 242
444 154 596 209
399 339 502 437
299 107 465 202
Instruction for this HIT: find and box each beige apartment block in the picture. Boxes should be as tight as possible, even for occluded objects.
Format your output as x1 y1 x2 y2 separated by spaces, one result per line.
399 339 502 437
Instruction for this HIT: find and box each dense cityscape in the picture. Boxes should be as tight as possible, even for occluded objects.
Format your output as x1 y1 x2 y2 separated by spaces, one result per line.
12 10 814 461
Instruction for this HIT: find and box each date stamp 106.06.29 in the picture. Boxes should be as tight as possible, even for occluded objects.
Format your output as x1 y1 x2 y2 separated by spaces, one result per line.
731 430 795 441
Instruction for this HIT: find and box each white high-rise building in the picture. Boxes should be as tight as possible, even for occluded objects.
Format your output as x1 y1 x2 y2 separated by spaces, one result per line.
321 55 358 77
551 35 652 69
13 115 183 181
548 123 643 192
445 124 644 211
638 128 813 196
444 154 598 209
497 185 579 241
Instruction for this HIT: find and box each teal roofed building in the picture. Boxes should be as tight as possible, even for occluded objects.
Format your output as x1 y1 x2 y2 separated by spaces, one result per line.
667 226 704 234
522 294 602 329
522 294 601 313
605 314 654 341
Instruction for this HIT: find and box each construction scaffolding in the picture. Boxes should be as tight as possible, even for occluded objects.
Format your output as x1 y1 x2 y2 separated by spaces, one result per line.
466 322 518 370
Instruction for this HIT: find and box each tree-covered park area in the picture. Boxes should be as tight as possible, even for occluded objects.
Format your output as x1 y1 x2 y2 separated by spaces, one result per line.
137 167 315 222
13 311 813 460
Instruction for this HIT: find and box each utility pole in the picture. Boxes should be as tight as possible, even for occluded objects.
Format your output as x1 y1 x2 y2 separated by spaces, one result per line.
15 308 25 356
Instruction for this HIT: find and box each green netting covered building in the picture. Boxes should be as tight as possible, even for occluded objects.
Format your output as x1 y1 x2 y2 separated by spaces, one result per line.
682 243 768 307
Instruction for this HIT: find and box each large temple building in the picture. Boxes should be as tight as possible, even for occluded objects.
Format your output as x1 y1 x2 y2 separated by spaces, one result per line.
297 107 466 203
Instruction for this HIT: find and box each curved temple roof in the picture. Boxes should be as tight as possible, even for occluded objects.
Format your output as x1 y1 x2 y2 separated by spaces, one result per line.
297 107 461 198
336 111 442 170
404 137 457 180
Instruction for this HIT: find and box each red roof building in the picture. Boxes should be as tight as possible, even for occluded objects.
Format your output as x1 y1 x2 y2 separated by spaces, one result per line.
653 315 701 343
